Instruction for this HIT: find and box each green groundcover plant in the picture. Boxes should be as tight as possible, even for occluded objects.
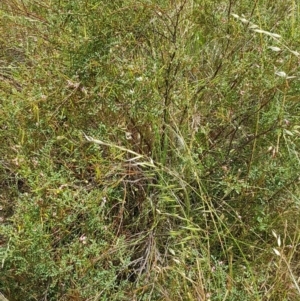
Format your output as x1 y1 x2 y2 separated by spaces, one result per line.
0 0 300 300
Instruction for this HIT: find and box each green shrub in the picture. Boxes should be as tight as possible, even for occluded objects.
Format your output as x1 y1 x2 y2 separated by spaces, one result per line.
1 0 300 300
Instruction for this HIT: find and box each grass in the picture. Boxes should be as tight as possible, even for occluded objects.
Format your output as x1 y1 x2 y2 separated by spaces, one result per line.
0 0 300 300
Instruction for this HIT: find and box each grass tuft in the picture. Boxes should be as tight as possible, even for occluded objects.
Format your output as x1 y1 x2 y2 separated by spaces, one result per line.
0 0 300 300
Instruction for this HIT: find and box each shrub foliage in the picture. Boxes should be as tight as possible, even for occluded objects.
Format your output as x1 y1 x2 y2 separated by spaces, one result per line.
0 0 300 300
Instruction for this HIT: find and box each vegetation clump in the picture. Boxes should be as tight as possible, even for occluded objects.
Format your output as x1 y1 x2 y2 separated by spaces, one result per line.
0 1 300 300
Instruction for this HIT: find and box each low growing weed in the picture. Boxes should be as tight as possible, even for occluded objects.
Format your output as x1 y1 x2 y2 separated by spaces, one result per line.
0 0 300 300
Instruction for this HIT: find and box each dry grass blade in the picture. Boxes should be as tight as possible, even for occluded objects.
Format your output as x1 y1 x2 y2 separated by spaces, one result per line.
0 292 9 301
